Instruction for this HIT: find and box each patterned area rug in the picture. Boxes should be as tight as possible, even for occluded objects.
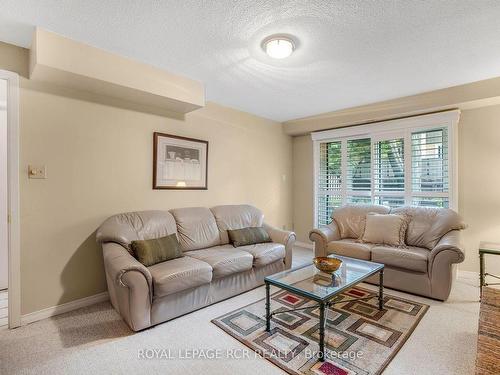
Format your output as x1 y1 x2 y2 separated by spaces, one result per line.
212 286 429 375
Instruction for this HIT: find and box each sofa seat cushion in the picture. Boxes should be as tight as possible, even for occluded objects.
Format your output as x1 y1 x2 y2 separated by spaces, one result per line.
371 245 429 273
238 242 285 267
185 246 253 278
327 239 374 260
148 257 213 298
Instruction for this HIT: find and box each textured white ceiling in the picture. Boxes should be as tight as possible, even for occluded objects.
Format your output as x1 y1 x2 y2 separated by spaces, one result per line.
1 1 500 121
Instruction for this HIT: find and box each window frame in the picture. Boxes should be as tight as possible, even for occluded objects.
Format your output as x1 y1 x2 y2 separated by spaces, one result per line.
312 110 460 227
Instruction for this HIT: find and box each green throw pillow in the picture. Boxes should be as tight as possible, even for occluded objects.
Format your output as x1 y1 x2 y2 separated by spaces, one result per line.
131 233 182 267
228 227 271 247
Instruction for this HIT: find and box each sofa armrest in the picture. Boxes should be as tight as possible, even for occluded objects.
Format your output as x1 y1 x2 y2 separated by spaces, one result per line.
426 230 465 300
309 222 341 257
430 230 465 266
102 242 153 331
263 223 296 269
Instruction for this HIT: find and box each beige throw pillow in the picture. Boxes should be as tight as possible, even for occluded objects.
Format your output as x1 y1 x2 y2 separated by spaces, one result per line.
361 213 407 247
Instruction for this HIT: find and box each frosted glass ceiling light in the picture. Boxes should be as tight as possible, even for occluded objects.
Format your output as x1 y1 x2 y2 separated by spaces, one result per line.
263 36 295 59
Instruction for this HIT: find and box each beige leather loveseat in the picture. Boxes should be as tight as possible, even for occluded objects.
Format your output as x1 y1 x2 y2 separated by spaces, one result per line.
96 204 295 331
310 205 466 300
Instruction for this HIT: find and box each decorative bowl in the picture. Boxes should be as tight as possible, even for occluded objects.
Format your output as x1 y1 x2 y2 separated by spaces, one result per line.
313 257 342 274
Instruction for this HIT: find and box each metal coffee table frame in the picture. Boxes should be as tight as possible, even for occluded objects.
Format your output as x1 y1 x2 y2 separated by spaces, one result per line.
264 259 384 362
479 243 500 299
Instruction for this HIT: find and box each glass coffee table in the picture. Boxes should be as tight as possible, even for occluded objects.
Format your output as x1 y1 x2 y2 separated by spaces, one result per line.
264 255 384 361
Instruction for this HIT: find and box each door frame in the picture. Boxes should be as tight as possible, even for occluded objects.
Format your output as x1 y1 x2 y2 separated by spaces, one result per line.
0 69 21 328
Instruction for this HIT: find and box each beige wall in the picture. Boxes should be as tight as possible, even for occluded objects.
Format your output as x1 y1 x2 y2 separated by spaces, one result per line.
292 135 314 243
292 106 500 275
1 42 293 315
458 105 500 274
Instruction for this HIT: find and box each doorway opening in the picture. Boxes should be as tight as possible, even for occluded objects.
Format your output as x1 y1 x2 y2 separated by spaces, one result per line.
0 78 7 327
0 69 20 329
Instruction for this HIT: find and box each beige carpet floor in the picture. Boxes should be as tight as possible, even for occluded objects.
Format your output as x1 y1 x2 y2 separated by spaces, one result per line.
0 247 480 375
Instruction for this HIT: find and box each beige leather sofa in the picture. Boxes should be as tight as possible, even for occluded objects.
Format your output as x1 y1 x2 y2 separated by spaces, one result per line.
310 205 466 300
96 204 295 331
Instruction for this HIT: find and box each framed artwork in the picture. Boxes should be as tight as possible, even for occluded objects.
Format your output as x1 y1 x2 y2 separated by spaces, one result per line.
153 132 208 190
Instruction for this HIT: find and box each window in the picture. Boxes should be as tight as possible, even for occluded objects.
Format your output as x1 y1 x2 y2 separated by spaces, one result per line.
313 111 459 226
347 138 371 202
411 128 449 208
317 141 341 226
373 137 405 208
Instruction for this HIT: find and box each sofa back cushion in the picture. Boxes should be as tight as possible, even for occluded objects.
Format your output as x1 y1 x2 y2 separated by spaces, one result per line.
210 204 264 244
332 204 390 239
169 207 220 251
96 210 178 252
391 206 466 250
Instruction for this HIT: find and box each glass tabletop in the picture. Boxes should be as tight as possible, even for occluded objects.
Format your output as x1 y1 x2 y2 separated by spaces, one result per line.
265 255 384 302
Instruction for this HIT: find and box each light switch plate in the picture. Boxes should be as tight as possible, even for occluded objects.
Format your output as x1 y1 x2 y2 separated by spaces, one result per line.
28 165 47 179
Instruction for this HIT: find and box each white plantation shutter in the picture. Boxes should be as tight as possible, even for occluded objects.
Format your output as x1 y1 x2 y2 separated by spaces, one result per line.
411 128 449 207
317 141 342 226
374 139 405 192
373 138 405 207
346 138 371 202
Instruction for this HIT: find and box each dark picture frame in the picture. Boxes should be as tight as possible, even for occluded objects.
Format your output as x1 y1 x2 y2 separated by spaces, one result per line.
153 132 208 190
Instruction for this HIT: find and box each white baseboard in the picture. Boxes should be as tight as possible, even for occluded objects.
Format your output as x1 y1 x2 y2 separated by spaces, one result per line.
295 241 314 250
21 291 109 326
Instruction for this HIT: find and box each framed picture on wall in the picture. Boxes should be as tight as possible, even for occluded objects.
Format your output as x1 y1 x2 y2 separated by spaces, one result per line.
153 132 208 190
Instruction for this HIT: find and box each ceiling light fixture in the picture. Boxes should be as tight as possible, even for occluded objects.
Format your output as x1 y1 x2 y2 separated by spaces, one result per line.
262 36 295 59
